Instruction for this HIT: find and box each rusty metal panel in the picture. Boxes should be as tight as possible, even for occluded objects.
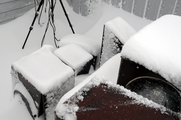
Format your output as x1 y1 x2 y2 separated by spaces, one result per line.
122 0 133 13
133 0 146 18
145 0 161 20
72 0 80 14
158 0 176 18
174 0 181 16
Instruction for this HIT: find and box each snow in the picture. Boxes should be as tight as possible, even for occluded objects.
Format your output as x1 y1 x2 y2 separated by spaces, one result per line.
58 34 100 56
56 103 78 120
0 1 152 120
45 76 74 120
12 45 74 94
121 14 181 91
99 17 136 66
0 93 37 120
105 17 136 44
59 53 122 104
54 43 93 74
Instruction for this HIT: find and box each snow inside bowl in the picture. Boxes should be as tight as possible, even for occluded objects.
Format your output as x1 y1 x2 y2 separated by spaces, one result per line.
55 76 181 120
118 15 181 91
11 45 75 120
125 76 181 112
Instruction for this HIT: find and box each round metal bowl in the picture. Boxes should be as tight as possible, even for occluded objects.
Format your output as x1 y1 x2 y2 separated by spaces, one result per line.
125 76 181 112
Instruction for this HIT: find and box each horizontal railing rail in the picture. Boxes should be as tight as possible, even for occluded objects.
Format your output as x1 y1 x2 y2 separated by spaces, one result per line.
0 0 34 24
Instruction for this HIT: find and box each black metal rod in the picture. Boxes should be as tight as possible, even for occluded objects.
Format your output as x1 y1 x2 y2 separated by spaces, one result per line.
51 0 54 22
22 0 75 49
58 0 75 34
22 0 44 49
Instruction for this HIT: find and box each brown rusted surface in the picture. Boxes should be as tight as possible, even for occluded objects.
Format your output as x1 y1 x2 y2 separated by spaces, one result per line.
56 83 180 120
18 72 43 116
117 57 165 87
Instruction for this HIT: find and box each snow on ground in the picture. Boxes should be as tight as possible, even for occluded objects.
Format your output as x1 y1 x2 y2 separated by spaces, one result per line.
0 1 151 120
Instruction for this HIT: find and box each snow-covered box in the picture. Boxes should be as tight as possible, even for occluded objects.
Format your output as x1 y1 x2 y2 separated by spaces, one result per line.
117 15 181 110
55 76 180 120
118 15 181 89
98 17 136 67
58 34 101 70
54 44 93 75
11 45 75 120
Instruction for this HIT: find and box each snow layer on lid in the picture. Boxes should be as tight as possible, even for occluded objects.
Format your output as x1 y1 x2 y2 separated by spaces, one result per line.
105 17 136 44
121 15 181 90
12 45 74 94
54 44 93 70
58 34 100 56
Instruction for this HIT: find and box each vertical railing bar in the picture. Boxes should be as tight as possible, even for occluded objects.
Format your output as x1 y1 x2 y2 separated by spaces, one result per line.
172 0 178 14
156 0 163 19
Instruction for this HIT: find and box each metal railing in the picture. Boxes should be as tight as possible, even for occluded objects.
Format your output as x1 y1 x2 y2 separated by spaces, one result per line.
67 0 181 21
0 0 34 24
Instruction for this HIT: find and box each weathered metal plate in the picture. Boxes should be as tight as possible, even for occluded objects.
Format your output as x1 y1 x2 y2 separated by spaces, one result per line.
55 82 180 120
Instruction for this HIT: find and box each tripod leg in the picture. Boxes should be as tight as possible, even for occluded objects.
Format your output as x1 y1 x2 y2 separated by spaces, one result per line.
51 0 55 22
22 0 44 49
59 0 75 34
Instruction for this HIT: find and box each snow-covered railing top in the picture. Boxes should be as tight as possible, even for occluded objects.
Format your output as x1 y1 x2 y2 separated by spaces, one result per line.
121 15 181 90
12 45 74 94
